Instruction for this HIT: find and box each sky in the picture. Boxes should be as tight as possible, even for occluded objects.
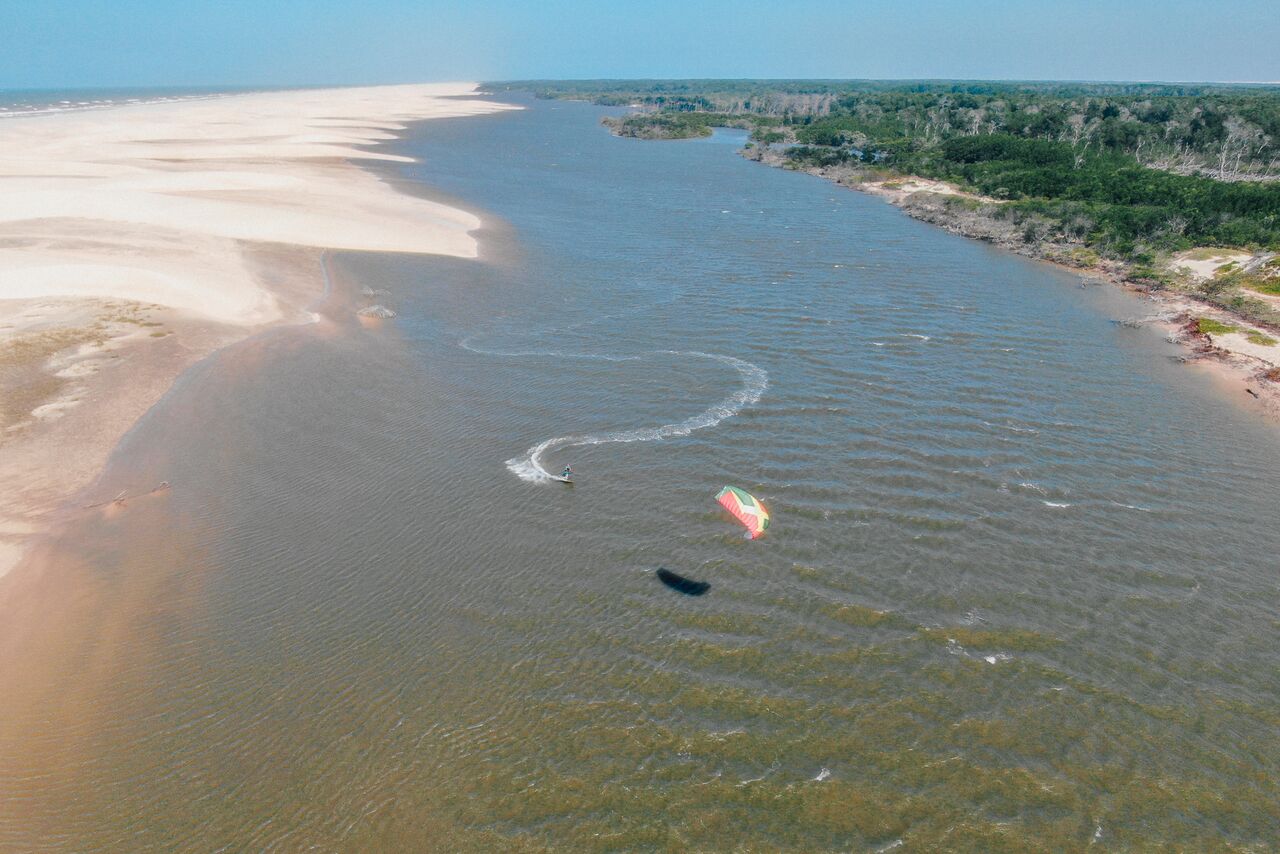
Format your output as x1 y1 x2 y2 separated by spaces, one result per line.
2 0 1278 89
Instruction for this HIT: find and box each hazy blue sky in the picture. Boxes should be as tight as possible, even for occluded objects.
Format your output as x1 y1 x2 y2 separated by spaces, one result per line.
2 0 1278 89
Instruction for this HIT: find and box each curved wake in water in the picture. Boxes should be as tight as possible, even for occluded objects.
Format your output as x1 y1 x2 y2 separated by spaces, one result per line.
461 337 767 483
509 351 767 483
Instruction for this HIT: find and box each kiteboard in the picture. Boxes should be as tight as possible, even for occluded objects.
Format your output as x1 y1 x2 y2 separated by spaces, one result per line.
550 474 573 484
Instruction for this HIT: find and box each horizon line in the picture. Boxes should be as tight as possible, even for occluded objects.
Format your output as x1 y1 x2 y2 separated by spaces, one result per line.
4 77 1279 93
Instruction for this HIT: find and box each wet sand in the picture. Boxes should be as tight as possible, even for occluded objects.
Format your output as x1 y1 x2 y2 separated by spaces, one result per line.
0 260 363 842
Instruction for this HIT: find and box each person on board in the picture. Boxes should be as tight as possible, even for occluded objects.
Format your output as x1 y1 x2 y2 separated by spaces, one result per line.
561 465 573 480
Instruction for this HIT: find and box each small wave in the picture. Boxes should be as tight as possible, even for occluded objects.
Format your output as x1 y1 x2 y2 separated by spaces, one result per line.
983 653 1013 664
0 106 83 118
1109 500 1151 512
736 761 780 787
459 290 679 347
459 336 643 362
507 351 768 483
0 92 215 120
985 421 1040 435
1042 501 1072 508
901 333 931 341
708 728 745 741
812 767 832 782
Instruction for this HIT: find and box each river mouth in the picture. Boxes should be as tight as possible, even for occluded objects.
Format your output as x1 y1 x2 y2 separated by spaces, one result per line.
2 95 1279 850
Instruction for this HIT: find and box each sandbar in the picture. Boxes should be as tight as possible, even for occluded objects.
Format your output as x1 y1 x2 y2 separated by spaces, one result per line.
0 83 517 577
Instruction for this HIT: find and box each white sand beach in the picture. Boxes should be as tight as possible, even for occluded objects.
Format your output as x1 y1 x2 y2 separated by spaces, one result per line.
0 83 517 576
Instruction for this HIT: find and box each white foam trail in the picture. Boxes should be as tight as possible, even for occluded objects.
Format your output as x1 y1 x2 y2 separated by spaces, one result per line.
506 350 768 483
1042 501 1072 508
1110 500 1152 512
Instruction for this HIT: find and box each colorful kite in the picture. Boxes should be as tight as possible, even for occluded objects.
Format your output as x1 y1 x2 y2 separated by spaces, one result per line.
716 486 770 539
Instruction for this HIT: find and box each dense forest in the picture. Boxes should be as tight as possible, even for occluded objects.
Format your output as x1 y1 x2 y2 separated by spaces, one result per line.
499 80 1280 181
494 80 1280 326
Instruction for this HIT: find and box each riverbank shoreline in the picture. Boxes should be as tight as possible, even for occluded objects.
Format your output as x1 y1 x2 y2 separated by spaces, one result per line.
0 83 517 579
740 145 1280 422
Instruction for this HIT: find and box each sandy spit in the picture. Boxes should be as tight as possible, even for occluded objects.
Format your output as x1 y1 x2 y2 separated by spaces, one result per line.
0 83 518 577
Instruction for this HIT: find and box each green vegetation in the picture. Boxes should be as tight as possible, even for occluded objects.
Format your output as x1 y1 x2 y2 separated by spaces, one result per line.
1208 261 1280 302
601 111 779 140
926 134 1280 250
1196 317 1239 335
0 326 103 434
1185 247 1230 260
493 79 1280 333
602 112 712 139
1246 330 1278 345
501 79 1280 264
1240 275 1280 296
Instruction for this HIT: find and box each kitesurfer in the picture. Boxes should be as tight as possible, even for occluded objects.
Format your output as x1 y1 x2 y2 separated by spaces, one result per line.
561 465 573 480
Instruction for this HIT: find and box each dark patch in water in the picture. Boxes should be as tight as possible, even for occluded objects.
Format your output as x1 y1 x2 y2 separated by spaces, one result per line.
657 568 710 596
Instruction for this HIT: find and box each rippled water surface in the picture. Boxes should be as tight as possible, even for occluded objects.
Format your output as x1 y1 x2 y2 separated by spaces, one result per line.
3 95 1280 851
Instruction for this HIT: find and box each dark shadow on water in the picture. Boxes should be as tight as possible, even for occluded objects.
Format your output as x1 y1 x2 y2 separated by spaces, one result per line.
656 568 710 596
